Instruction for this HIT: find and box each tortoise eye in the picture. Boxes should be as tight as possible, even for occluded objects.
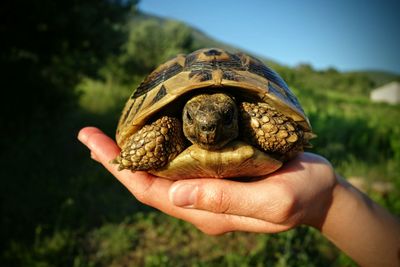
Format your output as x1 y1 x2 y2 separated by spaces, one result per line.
223 110 234 125
185 110 193 124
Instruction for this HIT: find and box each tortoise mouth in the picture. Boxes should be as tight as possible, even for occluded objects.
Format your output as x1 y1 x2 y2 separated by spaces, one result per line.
196 137 232 151
189 124 239 151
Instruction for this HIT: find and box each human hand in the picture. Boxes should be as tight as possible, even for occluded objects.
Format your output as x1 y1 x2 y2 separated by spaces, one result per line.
78 127 337 234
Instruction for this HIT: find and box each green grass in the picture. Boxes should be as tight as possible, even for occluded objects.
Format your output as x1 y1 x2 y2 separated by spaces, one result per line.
4 71 399 267
5 212 355 267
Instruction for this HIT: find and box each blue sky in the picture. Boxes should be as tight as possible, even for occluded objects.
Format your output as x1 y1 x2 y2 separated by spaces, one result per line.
139 0 400 74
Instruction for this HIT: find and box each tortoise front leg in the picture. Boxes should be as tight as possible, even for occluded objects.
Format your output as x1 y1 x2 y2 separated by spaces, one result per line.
114 116 186 171
239 102 305 161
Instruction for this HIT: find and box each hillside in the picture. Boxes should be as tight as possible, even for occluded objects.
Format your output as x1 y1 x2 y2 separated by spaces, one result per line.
132 13 400 96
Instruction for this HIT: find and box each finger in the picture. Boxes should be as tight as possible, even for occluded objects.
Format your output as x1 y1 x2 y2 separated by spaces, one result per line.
78 127 158 196
179 209 292 235
78 127 104 163
168 177 301 226
124 175 291 234
78 128 180 210
90 151 99 162
169 153 335 228
78 127 105 144
77 127 194 219
79 127 120 162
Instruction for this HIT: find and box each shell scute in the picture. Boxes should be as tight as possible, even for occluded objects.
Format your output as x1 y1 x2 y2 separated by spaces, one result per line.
133 62 183 99
149 84 168 105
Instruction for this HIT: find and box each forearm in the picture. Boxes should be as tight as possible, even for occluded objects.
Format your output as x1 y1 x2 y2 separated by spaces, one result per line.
317 175 400 267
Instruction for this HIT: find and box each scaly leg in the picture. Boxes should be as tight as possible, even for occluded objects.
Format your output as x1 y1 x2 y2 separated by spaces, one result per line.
240 102 306 161
114 116 186 171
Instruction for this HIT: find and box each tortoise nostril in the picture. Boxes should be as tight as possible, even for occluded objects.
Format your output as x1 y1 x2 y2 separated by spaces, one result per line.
201 124 216 132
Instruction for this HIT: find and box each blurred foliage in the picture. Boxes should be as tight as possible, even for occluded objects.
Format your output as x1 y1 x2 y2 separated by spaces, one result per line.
121 19 196 75
0 0 138 262
5 213 342 267
274 63 378 96
1 3 399 267
0 0 136 128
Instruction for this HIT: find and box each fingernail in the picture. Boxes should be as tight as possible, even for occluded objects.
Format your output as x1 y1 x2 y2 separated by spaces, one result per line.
77 129 88 144
170 184 198 207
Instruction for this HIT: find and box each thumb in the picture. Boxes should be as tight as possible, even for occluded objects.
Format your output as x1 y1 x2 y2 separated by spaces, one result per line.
168 178 299 225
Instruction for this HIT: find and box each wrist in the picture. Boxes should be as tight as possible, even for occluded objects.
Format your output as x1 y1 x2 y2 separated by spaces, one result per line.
301 171 339 230
311 174 400 267
318 174 364 233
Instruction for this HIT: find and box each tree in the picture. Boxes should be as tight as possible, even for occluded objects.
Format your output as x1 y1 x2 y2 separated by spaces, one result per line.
0 0 138 254
0 0 138 131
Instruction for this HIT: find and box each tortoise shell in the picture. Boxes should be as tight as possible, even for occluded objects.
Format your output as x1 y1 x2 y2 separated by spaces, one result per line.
116 48 310 148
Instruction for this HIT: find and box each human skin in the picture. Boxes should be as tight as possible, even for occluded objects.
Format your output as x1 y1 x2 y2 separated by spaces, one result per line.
78 127 400 267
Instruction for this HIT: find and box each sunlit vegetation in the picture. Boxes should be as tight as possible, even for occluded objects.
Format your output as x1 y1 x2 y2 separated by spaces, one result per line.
1 1 399 266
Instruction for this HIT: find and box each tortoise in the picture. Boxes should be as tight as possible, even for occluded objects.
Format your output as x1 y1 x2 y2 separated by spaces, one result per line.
113 48 314 179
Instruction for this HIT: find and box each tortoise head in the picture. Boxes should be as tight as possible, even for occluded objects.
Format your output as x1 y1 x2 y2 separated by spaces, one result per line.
182 93 238 150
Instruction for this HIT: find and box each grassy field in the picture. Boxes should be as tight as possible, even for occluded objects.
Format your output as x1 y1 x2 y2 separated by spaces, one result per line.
1 10 399 267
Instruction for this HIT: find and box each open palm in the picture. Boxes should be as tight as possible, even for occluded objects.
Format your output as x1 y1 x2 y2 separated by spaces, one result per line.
78 126 336 234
